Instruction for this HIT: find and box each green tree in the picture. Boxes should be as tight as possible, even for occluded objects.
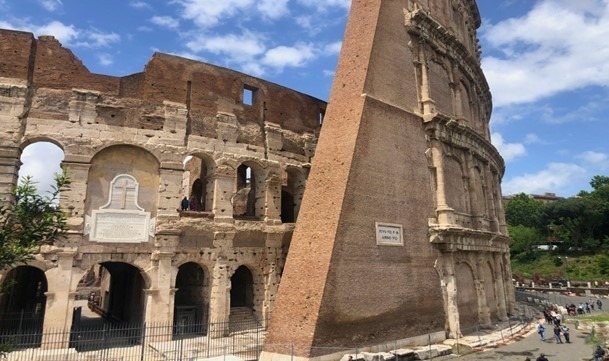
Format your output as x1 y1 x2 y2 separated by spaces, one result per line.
508 224 545 260
0 170 70 271
505 193 544 228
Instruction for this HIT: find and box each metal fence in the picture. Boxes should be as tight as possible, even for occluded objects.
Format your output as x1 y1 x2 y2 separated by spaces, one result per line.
0 317 266 361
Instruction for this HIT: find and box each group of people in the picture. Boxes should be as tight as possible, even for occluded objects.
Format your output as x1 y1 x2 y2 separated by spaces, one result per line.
564 299 603 315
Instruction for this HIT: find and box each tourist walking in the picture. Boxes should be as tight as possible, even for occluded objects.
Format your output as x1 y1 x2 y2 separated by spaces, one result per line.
598 299 603 310
561 325 570 343
537 323 546 341
553 324 563 343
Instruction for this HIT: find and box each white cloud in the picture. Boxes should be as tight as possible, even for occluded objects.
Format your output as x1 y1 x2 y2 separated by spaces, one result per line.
186 32 266 61
296 0 350 11
137 26 153 32
261 43 316 69
491 132 526 162
129 1 151 10
577 151 608 165
241 62 266 77
502 162 587 195
150 16 180 29
481 0 609 108
257 0 289 19
38 0 62 12
178 0 254 28
323 69 335 77
35 21 78 44
524 133 542 144
77 30 120 48
98 53 113 66
323 41 342 55
0 19 120 49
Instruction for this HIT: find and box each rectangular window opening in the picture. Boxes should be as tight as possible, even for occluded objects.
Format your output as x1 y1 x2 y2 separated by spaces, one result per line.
243 86 256 106
318 109 325 126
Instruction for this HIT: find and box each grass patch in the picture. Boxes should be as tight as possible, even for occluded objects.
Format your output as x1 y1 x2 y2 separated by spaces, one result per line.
578 314 609 322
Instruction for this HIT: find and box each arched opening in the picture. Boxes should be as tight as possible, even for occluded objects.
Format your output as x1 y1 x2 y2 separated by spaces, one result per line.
455 262 477 330
482 262 499 322
0 266 47 332
19 141 64 198
69 262 146 351
281 190 295 223
281 168 305 223
183 155 215 212
230 266 254 309
174 263 208 335
234 162 264 219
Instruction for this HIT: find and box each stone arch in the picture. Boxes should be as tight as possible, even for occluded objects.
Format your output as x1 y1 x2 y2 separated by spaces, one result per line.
86 145 160 222
233 160 265 219
93 142 162 165
183 153 216 212
174 262 209 330
455 261 477 330
427 57 452 115
443 152 469 215
459 79 472 122
18 140 65 199
0 266 47 331
480 260 498 322
281 167 306 223
95 261 146 325
230 265 255 309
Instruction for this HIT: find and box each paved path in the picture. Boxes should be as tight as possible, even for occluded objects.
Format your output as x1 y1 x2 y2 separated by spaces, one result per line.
440 321 598 361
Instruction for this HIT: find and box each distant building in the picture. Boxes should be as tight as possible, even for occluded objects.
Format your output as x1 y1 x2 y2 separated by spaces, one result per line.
503 192 563 206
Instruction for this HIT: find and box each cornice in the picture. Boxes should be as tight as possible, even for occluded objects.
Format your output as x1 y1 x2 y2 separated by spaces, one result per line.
406 9 492 112
426 114 505 177
429 226 512 253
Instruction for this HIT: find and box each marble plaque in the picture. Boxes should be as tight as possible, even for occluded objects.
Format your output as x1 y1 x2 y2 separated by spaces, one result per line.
375 222 403 246
85 174 154 243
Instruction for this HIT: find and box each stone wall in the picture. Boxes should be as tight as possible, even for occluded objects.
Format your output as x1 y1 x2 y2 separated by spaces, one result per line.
0 28 323 339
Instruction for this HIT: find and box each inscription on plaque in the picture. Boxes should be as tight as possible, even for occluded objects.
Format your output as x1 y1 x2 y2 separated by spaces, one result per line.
375 222 403 246
85 174 154 243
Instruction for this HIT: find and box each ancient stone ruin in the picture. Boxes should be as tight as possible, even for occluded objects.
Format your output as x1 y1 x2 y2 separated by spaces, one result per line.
0 0 513 358
261 0 514 360
0 28 324 336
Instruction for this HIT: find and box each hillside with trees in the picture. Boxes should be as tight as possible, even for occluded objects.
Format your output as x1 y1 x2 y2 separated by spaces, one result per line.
507 175 609 281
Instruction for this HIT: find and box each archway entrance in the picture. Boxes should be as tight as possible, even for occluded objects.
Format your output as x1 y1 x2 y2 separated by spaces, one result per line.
174 263 207 335
230 266 254 309
455 262 478 330
0 266 47 332
70 262 146 351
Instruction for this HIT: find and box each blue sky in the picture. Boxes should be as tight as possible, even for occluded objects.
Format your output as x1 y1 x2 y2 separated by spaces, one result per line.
1 0 608 198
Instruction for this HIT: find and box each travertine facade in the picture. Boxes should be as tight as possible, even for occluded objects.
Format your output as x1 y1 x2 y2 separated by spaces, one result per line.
0 28 324 335
262 0 513 360
0 0 513 356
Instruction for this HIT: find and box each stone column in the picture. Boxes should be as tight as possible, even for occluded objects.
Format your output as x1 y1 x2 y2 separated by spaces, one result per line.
61 159 91 231
493 173 508 235
208 259 230 337
502 253 516 314
440 253 461 338
213 164 235 223
492 254 508 321
264 170 281 225
474 278 491 328
0 81 28 205
418 47 437 116
431 143 454 226
0 146 21 204
263 233 283 325
148 252 175 324
485 163 499 232
42 251 81 348
157 165 183 219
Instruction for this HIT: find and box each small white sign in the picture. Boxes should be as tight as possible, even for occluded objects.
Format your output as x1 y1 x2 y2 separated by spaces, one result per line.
375 222 403 246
